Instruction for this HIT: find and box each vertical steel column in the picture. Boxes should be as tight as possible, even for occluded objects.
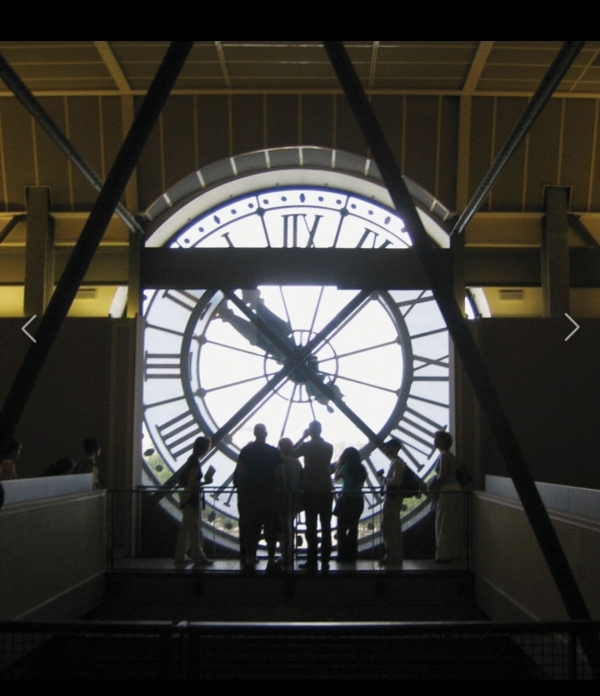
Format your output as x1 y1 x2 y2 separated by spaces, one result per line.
323 41 600 676
24 187 54 317
542 186 570 318
0 42 194 461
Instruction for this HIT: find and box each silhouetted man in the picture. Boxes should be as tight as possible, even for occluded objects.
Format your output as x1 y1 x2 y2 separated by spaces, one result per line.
293 421 334 571
235 423 283 570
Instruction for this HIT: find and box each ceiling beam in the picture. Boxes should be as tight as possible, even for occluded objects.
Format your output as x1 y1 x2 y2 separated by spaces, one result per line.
138 247 600 289
368 41 380 89
452 41 586 237
463 41 494 94
0 50 143 234
215 41 232 89
93 41 131 93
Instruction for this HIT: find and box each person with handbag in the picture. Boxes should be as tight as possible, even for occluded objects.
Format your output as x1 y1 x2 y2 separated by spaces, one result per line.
175 436 214 567
334 447 367 564
432 430 463 564
377 438 407 566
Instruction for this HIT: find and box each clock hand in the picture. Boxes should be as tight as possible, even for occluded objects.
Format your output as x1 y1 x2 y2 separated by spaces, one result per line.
216 293 296 363
305 371 344 413
228 291 389 438
224 289 346 412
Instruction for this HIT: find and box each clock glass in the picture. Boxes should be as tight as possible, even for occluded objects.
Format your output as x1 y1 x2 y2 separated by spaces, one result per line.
141 185 449 544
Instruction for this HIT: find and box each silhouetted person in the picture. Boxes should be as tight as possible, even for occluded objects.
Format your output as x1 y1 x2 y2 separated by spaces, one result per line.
293 421 334 571
175 436 214 567
0 438 21 481
235 424 283 571
277 437 303 566
378 438 406 566
432 430 462 563
44 456 77 477
334 447 367 563
80 437 101 489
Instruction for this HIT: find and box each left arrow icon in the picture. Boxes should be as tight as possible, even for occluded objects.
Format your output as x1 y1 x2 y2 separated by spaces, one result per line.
21 315 37 343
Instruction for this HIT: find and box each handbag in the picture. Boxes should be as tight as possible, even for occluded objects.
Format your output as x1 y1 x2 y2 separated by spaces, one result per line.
455 464 472 488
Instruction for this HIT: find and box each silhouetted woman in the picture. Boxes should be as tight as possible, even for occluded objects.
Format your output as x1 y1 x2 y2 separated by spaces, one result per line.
432 430 462 563
334 447 367 563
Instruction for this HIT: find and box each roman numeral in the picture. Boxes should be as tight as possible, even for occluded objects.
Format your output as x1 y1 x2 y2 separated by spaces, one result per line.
356 227 392 249
410 327 447 341
281 214 323 247
162 289 199 312
393 407 448 462
413 354 450 373
144 322 185 339
395 291 436 317
156 409 202 460
144 352 183 381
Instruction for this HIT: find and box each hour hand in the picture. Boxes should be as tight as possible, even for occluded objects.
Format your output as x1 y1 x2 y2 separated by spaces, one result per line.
216 300 293 363
306 374 344 413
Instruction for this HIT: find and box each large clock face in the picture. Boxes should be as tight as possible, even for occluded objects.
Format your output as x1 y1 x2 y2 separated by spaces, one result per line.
142 186 449 529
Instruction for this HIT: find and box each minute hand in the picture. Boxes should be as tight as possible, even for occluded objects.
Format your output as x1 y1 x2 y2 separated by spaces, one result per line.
225 290 384 446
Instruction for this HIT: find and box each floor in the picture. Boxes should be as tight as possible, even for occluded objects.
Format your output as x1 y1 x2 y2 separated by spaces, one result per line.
111 556 467 573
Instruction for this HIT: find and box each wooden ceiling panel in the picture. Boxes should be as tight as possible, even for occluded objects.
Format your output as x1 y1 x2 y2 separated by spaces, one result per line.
0 41 597 95
220 42 327 63
227 61 339 79
375 61 469 80
377 43 477 64
0 41 100 63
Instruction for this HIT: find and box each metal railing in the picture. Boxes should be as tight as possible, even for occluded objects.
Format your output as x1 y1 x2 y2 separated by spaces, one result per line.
107 486 472 572
1 619 597 679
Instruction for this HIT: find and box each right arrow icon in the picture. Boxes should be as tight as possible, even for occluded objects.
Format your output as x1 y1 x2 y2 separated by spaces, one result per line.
565 313 580 342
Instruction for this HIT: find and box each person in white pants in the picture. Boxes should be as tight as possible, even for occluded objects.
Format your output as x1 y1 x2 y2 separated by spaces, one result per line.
175 436 214 567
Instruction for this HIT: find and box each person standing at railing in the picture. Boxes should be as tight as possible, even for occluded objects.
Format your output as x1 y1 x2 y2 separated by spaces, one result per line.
79 437 101 489
0 437 21 481
277 437 303 567
235 424 284 571
378 438 406 566
292 420 334 572
432 430 461 564
334 447 367 564
175 436 214 567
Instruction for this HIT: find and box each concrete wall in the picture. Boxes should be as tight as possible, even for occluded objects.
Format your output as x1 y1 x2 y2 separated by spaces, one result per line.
474 492 600 621
0 492 106 620
0 318 136 492
455 318 600 491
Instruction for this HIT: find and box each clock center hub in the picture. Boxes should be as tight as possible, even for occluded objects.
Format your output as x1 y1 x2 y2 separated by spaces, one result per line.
264 330 340 405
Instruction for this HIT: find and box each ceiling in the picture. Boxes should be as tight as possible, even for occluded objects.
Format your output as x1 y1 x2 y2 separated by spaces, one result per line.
1 42 599 320
2 41 600 96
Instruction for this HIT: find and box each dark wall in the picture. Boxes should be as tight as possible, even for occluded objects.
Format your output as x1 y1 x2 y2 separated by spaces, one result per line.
455 318 600 490
0 318 135 488
4 316 599 491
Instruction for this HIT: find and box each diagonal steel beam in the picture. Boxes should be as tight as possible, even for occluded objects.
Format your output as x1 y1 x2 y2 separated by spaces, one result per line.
452 41 585 237
323 40 600 676
0 42 194 463
568 214 600 248
0 51 143 235
0 214 26 245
